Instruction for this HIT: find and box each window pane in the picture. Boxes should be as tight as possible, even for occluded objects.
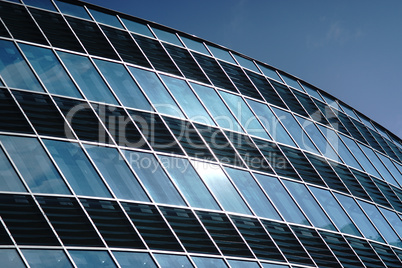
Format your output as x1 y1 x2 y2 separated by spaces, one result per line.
69 250 116 268
0 249 25 268
44 139 111 198
158 155 220 210
121 18 153 37
191 160 251 215
309 186 361 237
233 54 259 73
191 256 227 268
0 147 26 192
0 135 70 194
57 51 117 104
380 207 402 239
154 254 193 268
255 174 309 225
22 249 72 268
84 145 149 201
113 251 156 268
207 45 236 64
25 0 56 11
225 167 281 220
191 83 242 132
94 59 152 111
152 27 183 46
0 40 43 92
129 67 185 118
123 150 185 206
55 0 91 20
180 36 209 54
228 260 259 268
89 9 123 29
161 75 215 125
19 44 81 98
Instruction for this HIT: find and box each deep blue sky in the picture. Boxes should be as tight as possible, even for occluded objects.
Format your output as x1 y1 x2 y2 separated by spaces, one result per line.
85 0 402 139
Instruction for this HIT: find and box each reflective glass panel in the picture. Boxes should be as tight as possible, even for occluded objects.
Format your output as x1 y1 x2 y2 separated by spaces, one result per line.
152 27 182 46
0 147 26 192
180 36 210 54
89 9 123 29
44 139 111 198
191 256 227 268
94 59 152 111
225 167 281 220
161 75 215 125
380 207 402 239
255 174 309 225
257 64 282 81
310 186 361 236
0 135 70 194
261 264 289 268
121 18 153 37
129 67 184 118
57 51 117 104
228 260 259 268
55 0 91 20
207 45 236 64
113 251 156 268
69 250 116 268
191 160 251 215
301 83 324 101
22 249 72 268
0 249 25 268
375 152 402 185
220 91 270 139
123 150 185 206
84 145 149 201
279 72 303 91
0 40 43 92
24 0 56 11
154 254 193 268
191 83 242 132
158 155 219 210
233 54 260 72
283 180 335 230
19 43 81 98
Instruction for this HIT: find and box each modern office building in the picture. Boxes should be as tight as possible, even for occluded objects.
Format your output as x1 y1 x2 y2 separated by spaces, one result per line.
0 0 402 267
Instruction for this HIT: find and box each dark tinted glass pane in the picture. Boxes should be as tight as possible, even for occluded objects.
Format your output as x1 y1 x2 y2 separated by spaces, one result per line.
219 61 263 100
92 104 149 149
160 206 218 254
292 89 329 125
371 243 402 268
122 203 183 251
231 216 284 262
0 20 10 38
192 52 237 92
270 80 308 117
101 25 151 67
291 226 340 268
37 196 103 247
163 117 215 160
196 211 254 258
66 17 118 60
24 0 56 11
13 90 71 138
313 99 350 135
225 131 273 173
81 199 145 249
29 8 84 52
0 88 33 134
133 34 181 75
345 236 386 268
128 110 183 155
253 138 300 180
0 1 47 44
353 120 385 153
54 97 110 143
164 43 209 83
371 176 402 211
262 220 314 266
337 112 367 143
0 194 59 245
0 221 12 245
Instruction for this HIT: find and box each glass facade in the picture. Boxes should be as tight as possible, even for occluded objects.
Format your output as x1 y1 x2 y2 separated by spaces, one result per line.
0 0 401 267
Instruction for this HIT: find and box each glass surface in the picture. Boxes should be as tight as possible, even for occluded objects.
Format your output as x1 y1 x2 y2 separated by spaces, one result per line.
44 139 111 198
123 150 185 206
233 54 260 72
84 145 149 201
283 180 336 230
380 207 402 239
358 200 402 247
255 174 309 225
161 75 215 125
225 167 281 220
158 155 219 210
245 100 296 146
94 59 152 111
121 18 153 37
228 260 259 268
0 135 70 194
113 251 156 268
310 186 361 236
54 0 91 20
0 147 26 192
207 45 236 64
69 250 116 268
22 249 72 268
191 160 251 215
335 193 384 243
191 83 242 132
57 51 117 104
301 83 324 101
180 36 210 54
321 93 341 111
129 67 185 118
191 256 227 268
375 152 402 185
339 103 359 121
261 264 289 268
279 72 303 91
0 40 43 92
0 249 25 268
272 106 321 153
24 0 56 11
152 27 182 46
19 43 81 98
89 9 123 29
220 91 270 139
257 64 282 81
154 254 193 267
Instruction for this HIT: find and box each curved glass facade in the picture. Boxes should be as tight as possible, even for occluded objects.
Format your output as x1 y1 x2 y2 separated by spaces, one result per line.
0 0 402 267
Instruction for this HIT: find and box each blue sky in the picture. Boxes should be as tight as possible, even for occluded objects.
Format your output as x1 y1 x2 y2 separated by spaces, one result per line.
85 0 402 139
